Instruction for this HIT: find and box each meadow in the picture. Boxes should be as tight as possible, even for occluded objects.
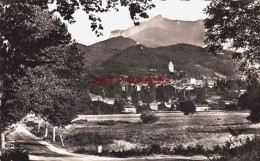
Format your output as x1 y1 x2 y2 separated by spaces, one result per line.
63 111 258 153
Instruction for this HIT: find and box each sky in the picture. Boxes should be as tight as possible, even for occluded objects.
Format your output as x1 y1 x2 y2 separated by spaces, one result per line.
65 0 211 46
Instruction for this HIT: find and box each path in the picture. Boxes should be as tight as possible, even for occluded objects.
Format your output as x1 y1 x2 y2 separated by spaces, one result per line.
6 124 208 161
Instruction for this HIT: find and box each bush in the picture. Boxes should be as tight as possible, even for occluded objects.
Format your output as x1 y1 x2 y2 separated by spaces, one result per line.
136 104 150 113
158 103 168 111
179 100 196 115
1 143 29 161
212 136 260 161
140 111 159 124
247 107 260 123
224 103 238 111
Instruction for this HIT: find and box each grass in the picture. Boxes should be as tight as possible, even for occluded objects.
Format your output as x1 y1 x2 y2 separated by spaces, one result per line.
66 111 255 150
24 111 260 157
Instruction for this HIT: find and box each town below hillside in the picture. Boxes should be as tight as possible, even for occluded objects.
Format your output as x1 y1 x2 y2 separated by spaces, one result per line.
86 60 248 115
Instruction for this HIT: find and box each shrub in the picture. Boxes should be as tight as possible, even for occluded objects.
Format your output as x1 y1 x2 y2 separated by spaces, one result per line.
158 103 168 111
247 107 260 123
179 100 196 115
96 120 116 126
224 103 238 111
140 111 159 124
1 143 29 161
212 136 260 161
136 104 150 113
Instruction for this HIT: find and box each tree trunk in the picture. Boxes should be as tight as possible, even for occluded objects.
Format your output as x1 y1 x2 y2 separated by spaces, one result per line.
59 127 64 147
44 124 48 138
37 115 41 133
53 126 56 142
1 132 5 150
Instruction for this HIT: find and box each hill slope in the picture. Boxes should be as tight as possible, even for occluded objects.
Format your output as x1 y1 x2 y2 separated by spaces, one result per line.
97 44 238 78
77 37 137 68
110 15 204 48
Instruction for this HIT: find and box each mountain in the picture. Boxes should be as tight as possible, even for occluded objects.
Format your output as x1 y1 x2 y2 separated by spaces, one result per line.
96 43 239 78
110 15 204 48
77 36 137 68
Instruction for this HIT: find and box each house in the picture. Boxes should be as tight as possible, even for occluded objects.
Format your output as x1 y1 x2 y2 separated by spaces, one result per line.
102 98 115 105
89 93 103 101
123 107 137 114
207 79 215 88
149 102 159 111
189 78 197 85
123 103 136 114
165 102 172 108
196 104 211 111
89 93 115 105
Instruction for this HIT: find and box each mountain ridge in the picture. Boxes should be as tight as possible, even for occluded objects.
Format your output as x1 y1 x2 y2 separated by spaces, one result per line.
110 15 204 48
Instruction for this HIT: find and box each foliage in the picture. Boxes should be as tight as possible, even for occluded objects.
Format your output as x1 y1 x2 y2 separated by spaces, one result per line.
87 101 115 115
179 100 196 115
136 104 150 114
212 137 260 161
99 44 236 78
113 99 125 114
156 85 175 102
238 87 260 110
0 4 72 131
238 87 260 123
204 0 260 87
225 103 239 111
140 111 159 124
15 44 86 127
0 0 155 132
247 107 260 124
1 143 29 161
131 90 141 105
0 0 155 36
141 85 156 104
195 88 207 104
158 103 168 111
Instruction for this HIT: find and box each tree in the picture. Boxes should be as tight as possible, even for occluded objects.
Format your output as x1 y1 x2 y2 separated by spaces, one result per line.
0 0 155 150
204 0 260 87
141 85 156 104
1 0 155 34
204 0 260 123
179 100 196 115
0 4 74 149
15 44 86 145
238 87 260 110
132 90 141 105
113 99 125 114
156 85 175 102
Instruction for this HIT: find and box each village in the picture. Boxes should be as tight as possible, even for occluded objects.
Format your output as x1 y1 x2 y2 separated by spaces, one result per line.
89 61 248 114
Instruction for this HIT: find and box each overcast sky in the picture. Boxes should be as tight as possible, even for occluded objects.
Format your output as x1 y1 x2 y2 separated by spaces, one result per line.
65 0 211 46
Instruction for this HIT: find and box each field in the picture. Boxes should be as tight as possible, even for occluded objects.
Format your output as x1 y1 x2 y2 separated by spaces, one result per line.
64 111 258 151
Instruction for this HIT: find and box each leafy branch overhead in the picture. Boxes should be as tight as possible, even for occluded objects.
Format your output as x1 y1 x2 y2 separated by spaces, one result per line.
204 0 260 87
1 0 155 36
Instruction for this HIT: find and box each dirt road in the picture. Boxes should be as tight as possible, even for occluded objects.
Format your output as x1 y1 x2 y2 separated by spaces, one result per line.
6 124 208 161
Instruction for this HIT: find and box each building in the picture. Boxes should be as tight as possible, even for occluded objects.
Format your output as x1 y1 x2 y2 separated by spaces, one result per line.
89 93 115 105
196 104 211 111
123 102 136 114
189 78 197 85
149 102 160 111
168 61 175 73
123 107 137 114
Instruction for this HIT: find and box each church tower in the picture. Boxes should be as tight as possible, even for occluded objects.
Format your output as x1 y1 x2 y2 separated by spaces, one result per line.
168 61 174 73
